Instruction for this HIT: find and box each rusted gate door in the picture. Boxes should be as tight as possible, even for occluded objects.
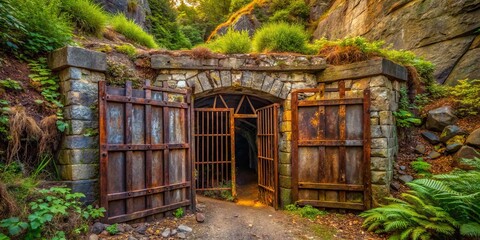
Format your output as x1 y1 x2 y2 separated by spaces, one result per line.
291 82 371 210
194 108 236 196
256 104 279 209
99 81 194 223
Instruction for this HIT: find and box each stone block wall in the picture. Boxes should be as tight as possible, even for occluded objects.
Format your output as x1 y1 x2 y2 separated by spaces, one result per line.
49 47 407 208
49 47 106 203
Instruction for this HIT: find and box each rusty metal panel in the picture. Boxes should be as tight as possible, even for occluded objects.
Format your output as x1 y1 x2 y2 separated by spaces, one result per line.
99 81 193 223
194 108 235 196
292 82 371 210
256 104 279 209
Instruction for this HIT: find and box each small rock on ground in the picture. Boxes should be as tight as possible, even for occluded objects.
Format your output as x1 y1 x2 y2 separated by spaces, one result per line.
91 222 105 234
135 224 147 235
178 224 192 233
196 212 205 223
428 151 442 159
466 128 480 147
89 234 99 240
446 143 462 153
415 144 426 154
177 232 186 239
421 131 441 144
162 228 171 238
399 175 413 184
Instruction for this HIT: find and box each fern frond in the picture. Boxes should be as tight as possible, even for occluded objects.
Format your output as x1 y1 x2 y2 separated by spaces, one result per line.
460 222 480 237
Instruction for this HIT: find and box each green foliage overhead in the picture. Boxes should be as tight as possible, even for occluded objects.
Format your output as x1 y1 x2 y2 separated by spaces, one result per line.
204 28 251 54
61 0 108 36
253 22 309 53
11 0 73 56
269 0 309 24
111 14 158 49
147 0 192 50
361 158 480 239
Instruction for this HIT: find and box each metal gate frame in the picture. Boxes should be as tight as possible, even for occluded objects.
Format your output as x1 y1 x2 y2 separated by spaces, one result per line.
291 81 371 210
99 80 194 223
256 104 280 209
193 108 236 196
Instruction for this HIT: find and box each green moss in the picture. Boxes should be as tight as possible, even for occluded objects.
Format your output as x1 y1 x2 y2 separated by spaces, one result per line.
115 44 137 58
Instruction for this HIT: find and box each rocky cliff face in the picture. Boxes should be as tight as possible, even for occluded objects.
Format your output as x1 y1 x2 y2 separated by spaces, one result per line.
93 0 150 29
213 0 480 84
311 0 480 85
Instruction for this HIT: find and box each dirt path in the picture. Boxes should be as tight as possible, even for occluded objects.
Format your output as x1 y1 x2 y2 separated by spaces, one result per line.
190 196 324 240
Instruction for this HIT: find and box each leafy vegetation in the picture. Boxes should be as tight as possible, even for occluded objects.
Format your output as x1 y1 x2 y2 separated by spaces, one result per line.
204 28 251 54
0 181 105 239
269 0 310 24
11 0 73 56
393 87 421 128
0 0 25 51
0 79 22 91
61 0 108 36
173 208 184 218
106 224 119 235
253 22 309 53
28 58 67 132
110 14 158 49
285 204 327 220
115 44 137 58
106 61 142 88
448 79 480 116
361 158 480 240
0 100 9 138
410 157 431 177
147 0 192 50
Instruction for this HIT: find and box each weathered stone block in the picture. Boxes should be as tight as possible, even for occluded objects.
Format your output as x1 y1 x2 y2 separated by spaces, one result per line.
371 148 388 158
371 117 379 125
371 184 390 207
197 72 212 91
371 157 387 170
279 152 291 164
68 120 98 135
279 164 291 176
371 171 387 184
59 164 98 181
60 179 98 204
62 136 98 149
371 138 388 149
270 80 283 97
279 176 291 188
280 121 292 132
220 71 231 87
279 83 291 99
280 188 292 207
65 91 98 107
64 105 95 120
369 75 392 88
151 55 201 69
283 111 292 121
252 72 266 90
58 149 99 165
318 59 407 82
241 71 254 88
49 46 107 71
63 80 98 94
379 111 393 125
279 139 291 153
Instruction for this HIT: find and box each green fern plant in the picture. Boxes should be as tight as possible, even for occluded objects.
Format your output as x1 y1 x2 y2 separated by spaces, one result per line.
411 157 431 177
361 158 480 239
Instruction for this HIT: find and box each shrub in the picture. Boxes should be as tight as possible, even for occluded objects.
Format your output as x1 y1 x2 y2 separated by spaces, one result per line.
204 28 251 54
180 25 204 46
411 157 431 176
0 79 22 91
270 0 310 24
115 44 137 58
393 87 421 128
110 14 158 48
285 204 326 220
106 224 119 235
61 0 108 36
173 208 184 218
361 158 480 239
0 187 105 239
252 22 309 53
12 0 72 56
448 79 480 116
0 0 26 51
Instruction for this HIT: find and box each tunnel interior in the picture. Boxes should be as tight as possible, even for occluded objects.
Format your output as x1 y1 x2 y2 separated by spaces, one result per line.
194 94 273 202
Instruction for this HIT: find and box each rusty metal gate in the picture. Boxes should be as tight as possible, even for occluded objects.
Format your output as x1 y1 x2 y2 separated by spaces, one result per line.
194 108 236 196
99 81 193 223
291 81 371 210
256 104 279 209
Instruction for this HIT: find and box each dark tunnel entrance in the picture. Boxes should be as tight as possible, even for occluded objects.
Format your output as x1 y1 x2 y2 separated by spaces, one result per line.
194 94 279 207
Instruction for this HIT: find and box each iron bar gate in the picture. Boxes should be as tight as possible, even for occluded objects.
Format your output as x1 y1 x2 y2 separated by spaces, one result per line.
256 104 279 209
291 81 371 210
194 108 236 196
99 80 194 223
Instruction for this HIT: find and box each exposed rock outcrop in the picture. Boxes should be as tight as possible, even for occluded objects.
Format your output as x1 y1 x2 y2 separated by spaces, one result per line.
93 0 150 29
311 0 480 84
213 0 480 84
